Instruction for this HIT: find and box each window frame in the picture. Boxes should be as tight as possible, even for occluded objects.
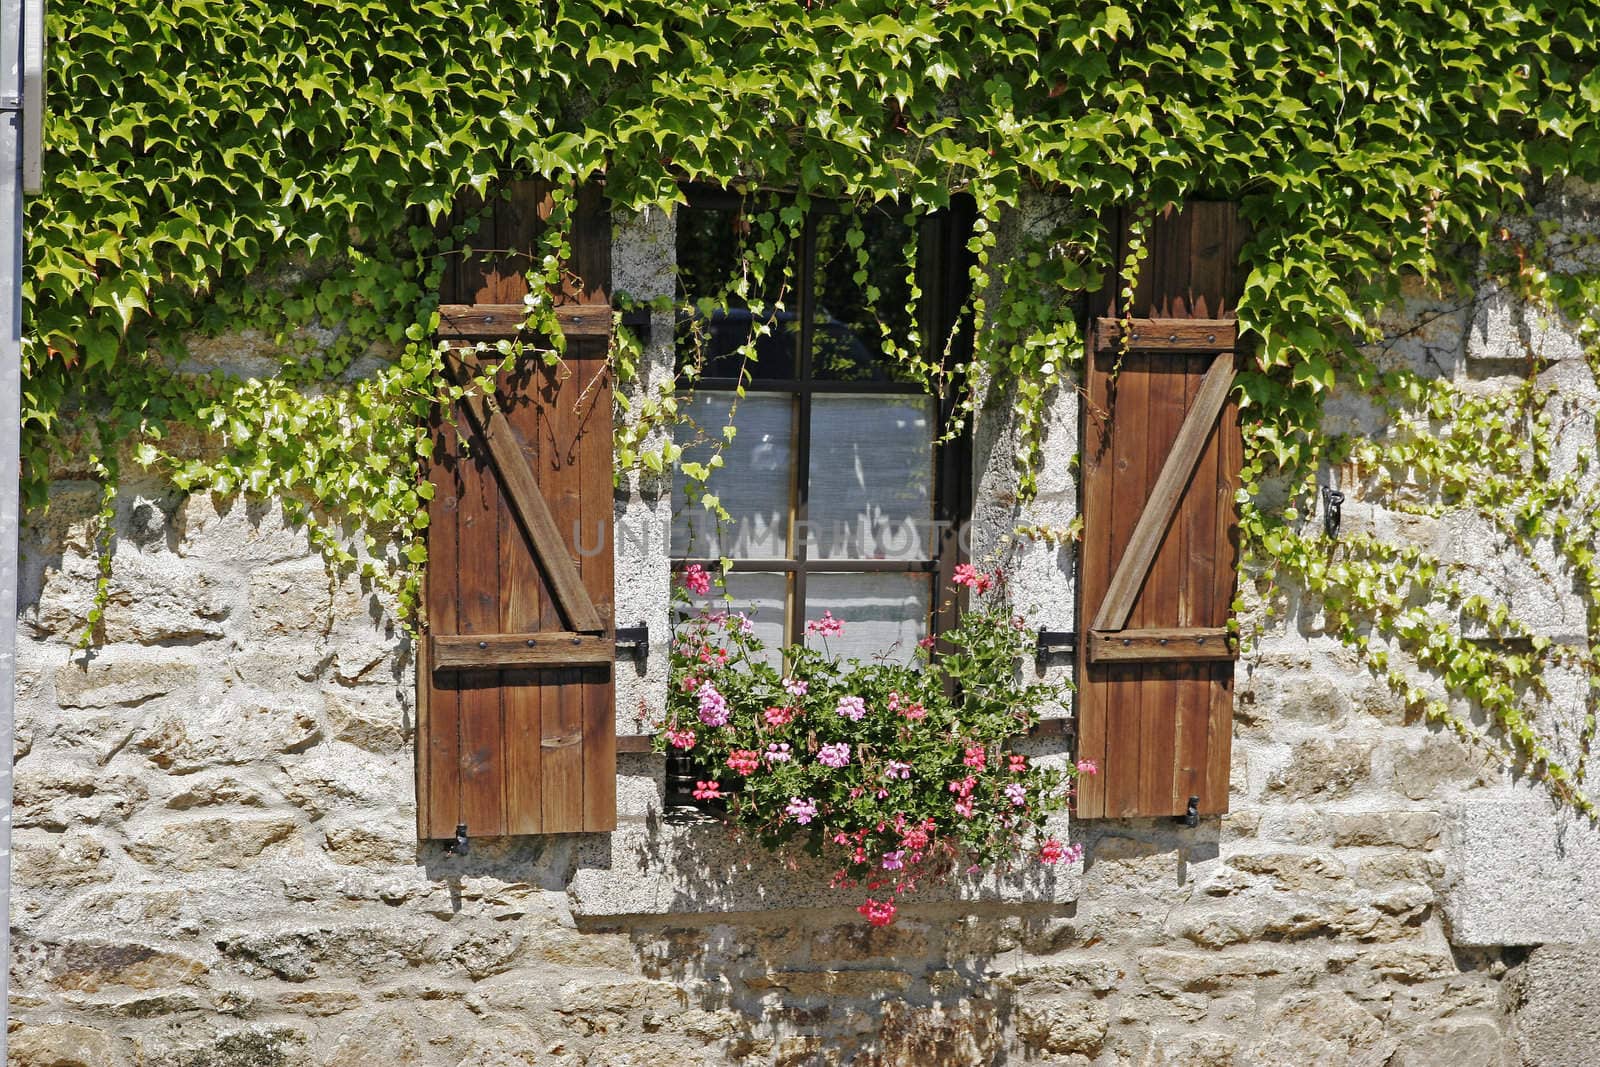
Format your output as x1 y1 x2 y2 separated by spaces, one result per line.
669 187 976 655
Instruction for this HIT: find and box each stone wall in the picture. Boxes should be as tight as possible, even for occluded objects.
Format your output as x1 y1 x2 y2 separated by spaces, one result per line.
10 188 1600 1066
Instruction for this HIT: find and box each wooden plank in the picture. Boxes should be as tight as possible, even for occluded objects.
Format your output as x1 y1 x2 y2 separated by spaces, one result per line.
539 358 588 834
420 414 461 839
1088 628 1235 663
1075 317 1110 818
455 399 507 838
497 322 547 836
1094 318 1235 352
1174 351 1220 809
1136 351 1185 816
444 352 604 634
436 302 618 341
1202 385 1242 814
1104 349 1151 818
1091 349 1235 633
432 633 615 670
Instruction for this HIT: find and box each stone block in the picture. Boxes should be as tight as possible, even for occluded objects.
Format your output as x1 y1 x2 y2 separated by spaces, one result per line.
1016 994 1109 1057
1243 992 1397 1066
134 696 322 773
1137 947 1310 994
14 758 148 829
1387 734 1494 799
324 689 407 752
9 1022 132 1067
1389 1022 1506 1067
138 1024 308 1067
1265 739 1373 800
13 936 209 992
1444 796 1600 946
54 653 200 709
124 815 298 872
1512 944 1600 1067
32 544 236 645
1329 811 1444 849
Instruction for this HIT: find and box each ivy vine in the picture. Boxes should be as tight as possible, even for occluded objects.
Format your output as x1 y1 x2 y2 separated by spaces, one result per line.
28 1 1600 810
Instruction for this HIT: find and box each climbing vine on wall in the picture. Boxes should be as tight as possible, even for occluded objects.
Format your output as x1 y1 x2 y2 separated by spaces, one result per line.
28 1 1600 807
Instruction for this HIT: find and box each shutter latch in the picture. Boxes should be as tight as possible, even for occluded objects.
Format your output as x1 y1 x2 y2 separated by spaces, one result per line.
615 624 649 665
1035 630 1077 658
445 824 470 855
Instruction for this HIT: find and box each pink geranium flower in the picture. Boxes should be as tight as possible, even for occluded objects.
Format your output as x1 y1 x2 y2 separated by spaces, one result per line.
881 850 905 871
884 760 911 780
963 744 987 771
1040 838 1083 865
836 695 867 721
765 742 792 764
664 726 697 750
681 564 712 596
697 681 730 727
692 780 723 801
857 897 897 927
805 611 844 637
764 705 796 727
783 676 808 697
818 742 851 768
1005 782 1027 806
1008 754 1028 773
727 749 761 776
785 797 818 824
1076 758 1099 775
952 563 994 594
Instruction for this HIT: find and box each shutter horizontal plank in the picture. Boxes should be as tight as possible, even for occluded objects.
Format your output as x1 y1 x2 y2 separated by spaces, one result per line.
431 633 615 670
437 302 649 342
1087 627 1236 663
1095 318 1235 352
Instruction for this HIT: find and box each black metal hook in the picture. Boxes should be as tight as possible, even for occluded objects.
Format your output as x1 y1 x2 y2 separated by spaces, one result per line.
1175 796 1199 828
445 823 469 855
1321 485 1345 540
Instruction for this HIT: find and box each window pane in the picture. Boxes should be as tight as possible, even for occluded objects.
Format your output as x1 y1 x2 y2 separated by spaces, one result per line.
812 209 919 383
676 205 800 380
803 572 930 665
684 571 789 666
671 393 794 559
805 394 935 560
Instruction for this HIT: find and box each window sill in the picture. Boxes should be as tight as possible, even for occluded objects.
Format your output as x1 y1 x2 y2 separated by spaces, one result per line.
567 814 1080 919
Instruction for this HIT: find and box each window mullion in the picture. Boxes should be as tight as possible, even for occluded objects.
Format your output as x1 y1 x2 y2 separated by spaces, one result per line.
789 214 817 646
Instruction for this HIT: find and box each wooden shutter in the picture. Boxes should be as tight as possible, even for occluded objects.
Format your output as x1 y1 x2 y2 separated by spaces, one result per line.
1076 202 1246 820
416 181 617 838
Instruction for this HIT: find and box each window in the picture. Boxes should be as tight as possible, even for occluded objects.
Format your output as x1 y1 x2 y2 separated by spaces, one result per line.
669 191 975 664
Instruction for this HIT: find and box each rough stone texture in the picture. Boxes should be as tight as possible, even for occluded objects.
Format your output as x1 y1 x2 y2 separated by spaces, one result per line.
11 191 1600 1065
1510 944 1600 1067
1445 797 1600 946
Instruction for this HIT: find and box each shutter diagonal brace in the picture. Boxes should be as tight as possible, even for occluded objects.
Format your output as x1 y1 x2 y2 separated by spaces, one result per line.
442 351 605 634
1090 349 1235 634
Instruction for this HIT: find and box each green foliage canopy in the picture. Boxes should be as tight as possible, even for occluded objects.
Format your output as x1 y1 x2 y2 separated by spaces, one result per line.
27 1 1600 808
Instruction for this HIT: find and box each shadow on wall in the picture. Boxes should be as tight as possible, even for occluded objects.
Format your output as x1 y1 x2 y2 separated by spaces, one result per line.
417 819 1086 1065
